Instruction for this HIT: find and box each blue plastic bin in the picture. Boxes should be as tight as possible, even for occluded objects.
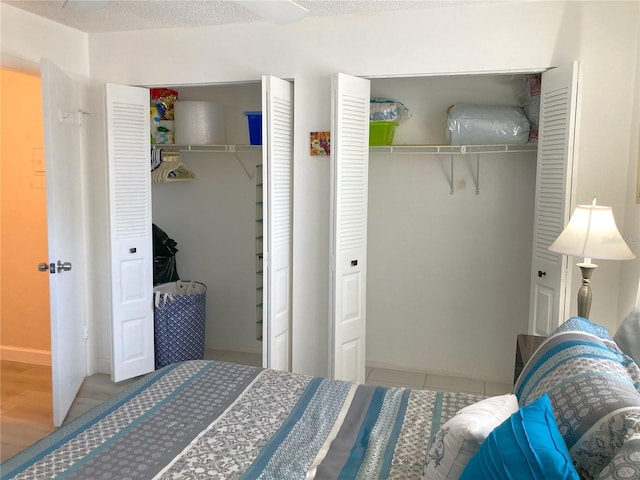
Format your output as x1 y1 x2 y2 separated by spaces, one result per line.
244 111 262 145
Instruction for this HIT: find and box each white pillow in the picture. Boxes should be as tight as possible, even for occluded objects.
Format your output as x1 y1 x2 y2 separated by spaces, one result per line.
422 393 519 480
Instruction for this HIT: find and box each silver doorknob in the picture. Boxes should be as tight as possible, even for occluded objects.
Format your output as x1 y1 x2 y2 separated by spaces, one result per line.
57 260 72 273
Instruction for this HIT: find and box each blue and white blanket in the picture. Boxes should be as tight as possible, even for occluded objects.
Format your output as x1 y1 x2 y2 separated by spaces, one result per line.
1 360 483 479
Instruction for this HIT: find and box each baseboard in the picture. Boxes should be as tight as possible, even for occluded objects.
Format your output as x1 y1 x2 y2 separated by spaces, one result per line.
0 345 51 366
207 343 262 355
97 357 112 375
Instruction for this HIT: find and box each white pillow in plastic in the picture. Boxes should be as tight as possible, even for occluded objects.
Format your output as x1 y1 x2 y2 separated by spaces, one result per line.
446 104 530 146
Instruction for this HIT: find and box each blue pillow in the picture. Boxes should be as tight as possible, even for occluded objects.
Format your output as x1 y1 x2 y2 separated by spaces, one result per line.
460 394 579 480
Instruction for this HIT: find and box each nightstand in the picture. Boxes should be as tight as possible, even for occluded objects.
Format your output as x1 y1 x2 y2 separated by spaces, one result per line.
514 334 547 384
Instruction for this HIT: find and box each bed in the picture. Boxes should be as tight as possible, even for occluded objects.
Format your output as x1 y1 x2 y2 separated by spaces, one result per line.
2 315 640 480
0 360 483 479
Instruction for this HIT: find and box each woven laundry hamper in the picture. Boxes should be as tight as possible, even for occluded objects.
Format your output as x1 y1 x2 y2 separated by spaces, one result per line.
153 280 207 369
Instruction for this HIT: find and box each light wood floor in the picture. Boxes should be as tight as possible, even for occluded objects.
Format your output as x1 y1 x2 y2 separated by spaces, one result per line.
0 360 139 462
0 350 262 463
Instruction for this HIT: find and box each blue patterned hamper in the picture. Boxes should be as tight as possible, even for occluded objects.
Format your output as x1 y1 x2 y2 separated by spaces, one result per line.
153 281 207 369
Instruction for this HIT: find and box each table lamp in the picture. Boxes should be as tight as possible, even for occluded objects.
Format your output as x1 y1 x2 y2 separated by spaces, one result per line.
548 197 635 319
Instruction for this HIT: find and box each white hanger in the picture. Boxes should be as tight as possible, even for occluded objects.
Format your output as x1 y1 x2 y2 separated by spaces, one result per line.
152 150 195 183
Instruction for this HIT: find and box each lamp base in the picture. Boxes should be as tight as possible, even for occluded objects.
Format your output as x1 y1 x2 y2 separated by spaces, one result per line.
576 263 598 319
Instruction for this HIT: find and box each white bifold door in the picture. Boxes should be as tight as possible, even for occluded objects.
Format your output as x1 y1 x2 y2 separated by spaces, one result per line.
41 58 88 426
528 62 581 335
106 77 293 381
262 75 293 371
105 84 155 382
330 73 371 383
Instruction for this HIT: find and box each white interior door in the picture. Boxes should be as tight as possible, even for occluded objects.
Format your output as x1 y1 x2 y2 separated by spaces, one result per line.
330 72 370 383
41 58 87 426
528 62 580 335
262 75 293 371
105 83 155 382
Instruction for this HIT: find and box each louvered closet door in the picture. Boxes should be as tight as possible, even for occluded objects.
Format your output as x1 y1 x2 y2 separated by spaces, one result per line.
330 73 370 383
263 76 293 371
528 62 580 335
106 84 155 382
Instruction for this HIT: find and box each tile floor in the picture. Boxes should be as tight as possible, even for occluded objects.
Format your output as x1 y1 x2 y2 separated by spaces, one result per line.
205 349 513 396
365 366 512 396
204 348 263 366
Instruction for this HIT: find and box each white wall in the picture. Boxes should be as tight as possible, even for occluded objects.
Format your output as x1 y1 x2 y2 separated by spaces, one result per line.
4 1 638 382
367 152 536 381
85 1 639 382
618 27 640 317
365 75 536 382
0 4 88 77
151 83 263 355
564 2 640 329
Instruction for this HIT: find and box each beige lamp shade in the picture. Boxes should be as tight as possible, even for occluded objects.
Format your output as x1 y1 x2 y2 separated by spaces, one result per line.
548 200 635 261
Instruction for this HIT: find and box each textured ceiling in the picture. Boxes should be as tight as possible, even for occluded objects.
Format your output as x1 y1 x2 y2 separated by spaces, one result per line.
1 0 475 33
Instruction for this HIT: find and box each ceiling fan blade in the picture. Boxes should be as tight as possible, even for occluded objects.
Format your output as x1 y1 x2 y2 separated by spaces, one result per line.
63 0 109 10
236 0 308 24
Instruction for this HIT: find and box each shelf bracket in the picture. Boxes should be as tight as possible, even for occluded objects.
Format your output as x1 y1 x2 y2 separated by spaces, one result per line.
470 152 480 195
449 154 454 195
228 146 254 179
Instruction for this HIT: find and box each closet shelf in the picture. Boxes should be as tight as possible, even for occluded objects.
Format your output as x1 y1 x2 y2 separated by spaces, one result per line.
370 143 538 196
153 144 261 153
152 144 260 178
369 143 537 155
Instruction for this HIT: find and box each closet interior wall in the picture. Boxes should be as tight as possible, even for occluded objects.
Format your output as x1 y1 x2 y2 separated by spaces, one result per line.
151 82 263 355
366 74 537 384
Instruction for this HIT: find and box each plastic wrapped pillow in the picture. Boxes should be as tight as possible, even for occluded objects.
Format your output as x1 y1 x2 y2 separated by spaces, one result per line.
370 98 412 123
446 104 530 145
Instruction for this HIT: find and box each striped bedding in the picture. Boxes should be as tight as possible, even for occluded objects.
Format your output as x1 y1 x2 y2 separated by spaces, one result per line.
1 360 483 480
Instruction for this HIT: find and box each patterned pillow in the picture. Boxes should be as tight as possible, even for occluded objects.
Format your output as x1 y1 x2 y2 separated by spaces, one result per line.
422 394 519 480
553 316 612 339
594 433 640 480
515 329 640 479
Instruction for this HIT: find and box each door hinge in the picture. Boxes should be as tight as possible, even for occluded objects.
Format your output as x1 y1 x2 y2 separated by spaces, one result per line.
84 324 89 339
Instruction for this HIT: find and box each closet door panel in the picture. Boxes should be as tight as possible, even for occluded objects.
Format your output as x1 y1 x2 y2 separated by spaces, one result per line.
330 72 370 383
263 75 293 371
106 83 155 382
528 62 580 335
